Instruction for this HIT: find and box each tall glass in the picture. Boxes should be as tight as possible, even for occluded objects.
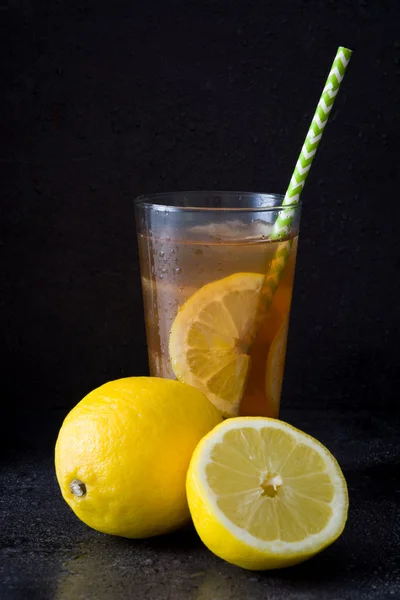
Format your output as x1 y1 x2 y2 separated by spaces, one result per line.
135 192 301 418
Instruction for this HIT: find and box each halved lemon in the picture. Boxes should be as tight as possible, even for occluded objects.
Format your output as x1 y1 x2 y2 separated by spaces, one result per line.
187 417 348 570
169 273 265 417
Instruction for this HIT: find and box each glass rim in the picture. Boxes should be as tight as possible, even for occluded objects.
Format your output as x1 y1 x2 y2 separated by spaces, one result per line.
134 190 301 213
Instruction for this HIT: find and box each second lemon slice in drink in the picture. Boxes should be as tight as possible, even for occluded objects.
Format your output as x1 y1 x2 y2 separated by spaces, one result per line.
265 316 289 415
169 272 265 416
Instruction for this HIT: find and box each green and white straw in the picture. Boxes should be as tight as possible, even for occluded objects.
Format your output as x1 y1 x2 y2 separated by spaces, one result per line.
262 46 352 304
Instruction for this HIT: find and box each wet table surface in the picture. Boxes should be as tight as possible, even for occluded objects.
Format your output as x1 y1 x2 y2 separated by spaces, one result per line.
1 406 399 600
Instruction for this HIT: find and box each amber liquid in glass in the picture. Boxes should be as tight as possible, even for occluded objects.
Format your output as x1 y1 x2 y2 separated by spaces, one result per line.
138 231 298 417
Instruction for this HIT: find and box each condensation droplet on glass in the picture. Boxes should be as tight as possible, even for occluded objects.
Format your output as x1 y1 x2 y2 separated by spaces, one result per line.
159 274 163 279
174 267 182 274
160 251 165 257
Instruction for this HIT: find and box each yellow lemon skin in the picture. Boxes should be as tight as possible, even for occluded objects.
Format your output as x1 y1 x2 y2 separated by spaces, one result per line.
55 377 222 538
186 418 348 570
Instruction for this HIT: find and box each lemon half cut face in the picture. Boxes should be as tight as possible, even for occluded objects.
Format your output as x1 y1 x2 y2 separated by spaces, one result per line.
187 417 349 570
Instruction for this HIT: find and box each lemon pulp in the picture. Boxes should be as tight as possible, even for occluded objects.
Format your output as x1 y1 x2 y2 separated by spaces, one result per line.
187 417 348 570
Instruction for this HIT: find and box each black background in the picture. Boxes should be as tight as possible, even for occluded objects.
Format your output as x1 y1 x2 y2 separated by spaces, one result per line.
2 0 399 419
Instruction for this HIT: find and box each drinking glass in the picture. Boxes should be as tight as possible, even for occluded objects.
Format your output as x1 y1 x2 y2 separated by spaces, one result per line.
135 191 301 418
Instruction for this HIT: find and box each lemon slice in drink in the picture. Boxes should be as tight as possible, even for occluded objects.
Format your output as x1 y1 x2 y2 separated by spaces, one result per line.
187 417 348 570
169 273 265 417
265 316 289 415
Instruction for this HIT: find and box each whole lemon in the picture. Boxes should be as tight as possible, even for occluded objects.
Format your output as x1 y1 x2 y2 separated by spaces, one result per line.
55 377 222 538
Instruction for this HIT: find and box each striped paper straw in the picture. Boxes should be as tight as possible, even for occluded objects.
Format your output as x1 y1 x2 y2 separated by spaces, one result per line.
262 46 352 305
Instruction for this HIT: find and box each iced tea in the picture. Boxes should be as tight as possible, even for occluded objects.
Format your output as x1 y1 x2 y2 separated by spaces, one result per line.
135 192 300 418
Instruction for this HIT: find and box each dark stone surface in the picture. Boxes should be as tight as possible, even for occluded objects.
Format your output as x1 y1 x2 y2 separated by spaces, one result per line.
1 407 399 599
